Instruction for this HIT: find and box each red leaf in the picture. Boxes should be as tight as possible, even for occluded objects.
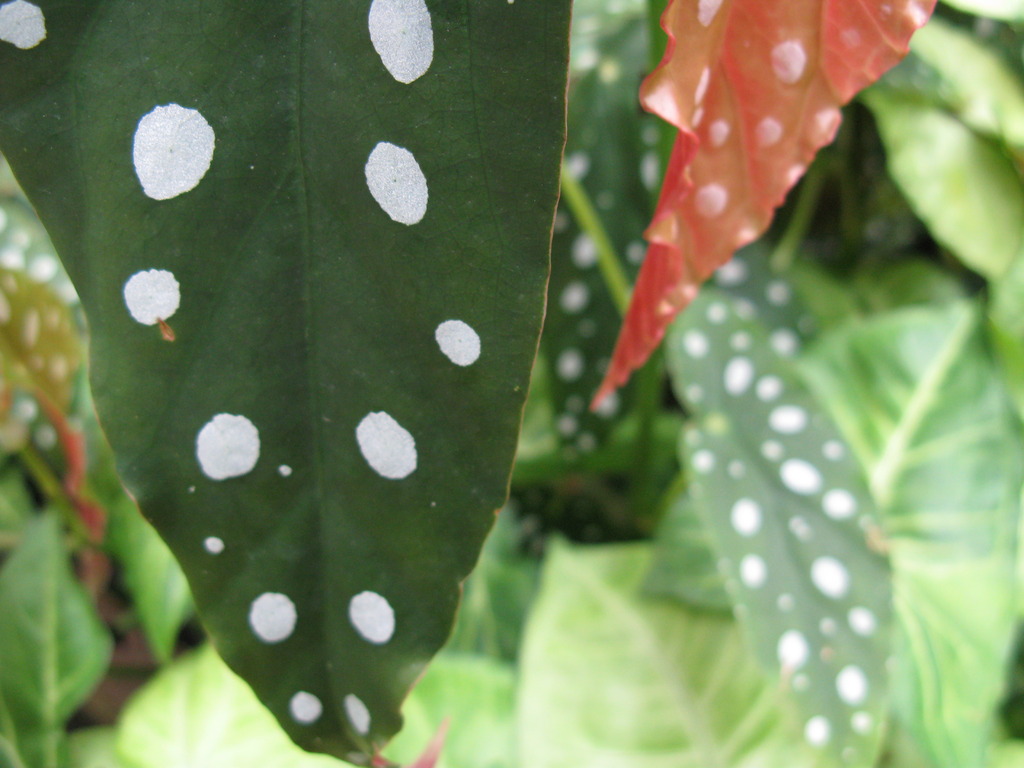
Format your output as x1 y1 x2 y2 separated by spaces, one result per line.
595 0 935 403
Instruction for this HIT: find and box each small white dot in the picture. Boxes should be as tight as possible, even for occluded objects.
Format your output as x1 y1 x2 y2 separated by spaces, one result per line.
278 465 293 477
356 412 417 480
789 516 813 541
123 269 180 326
685 384 704 403
133 104 215 201
823 489 857 520
849 607 877 636
778 630 809 669
780 459 823 495
728 460 745 479
852 711 873 734
709 119 730 147
560 281 590 314
695 184 728 218
365 142 429 225
706 302 728 324
28 254 58 283
641 152 660 190
435 320 481 366
823 440 845 460
290 692 323 725
683 330 709 358
740 554 767 588
0 1 45 50
716 257 746 286
349 591 395 644
820 617 838 636
756 117 783 147
805 716 831 747
594 391 620 419
837 666 869 706
345 694 372 735
812 557 851 599
761 440 784 461
766 280 792 305
565 151 590 179
770 328 800 357
368 0 434 84
769 405 808 434
556 349 585 381
772 40 808 84
203 536 224 555
730 331 752 351
724 357 754 395
731 498 762 536
557 414 578 437
196 414 260 481
249 592 297 644
778 593 795 611
572 234 598 268
756 376 783 402
692 449 715 474
697 0 723 26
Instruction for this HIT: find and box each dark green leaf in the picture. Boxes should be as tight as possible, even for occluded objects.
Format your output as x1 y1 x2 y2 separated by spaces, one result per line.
0 513 112 768
803 301 1024 768
0 2 571 758
665 289 892 765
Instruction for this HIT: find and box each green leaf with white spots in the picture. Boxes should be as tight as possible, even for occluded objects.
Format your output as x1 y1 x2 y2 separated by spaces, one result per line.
544 9 651 458
0 2 570 760
802 302 1024 768
665 288 892 766
0 513 112 768
518 539 835 768
117 646 343 768
0 265 81 411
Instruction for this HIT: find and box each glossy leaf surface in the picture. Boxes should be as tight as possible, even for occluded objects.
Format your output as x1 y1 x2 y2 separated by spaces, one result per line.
597 0 936 400
0 2 570 759
665 288 891 764
0 513 111 768
803 303 1024 768
518 539 832 768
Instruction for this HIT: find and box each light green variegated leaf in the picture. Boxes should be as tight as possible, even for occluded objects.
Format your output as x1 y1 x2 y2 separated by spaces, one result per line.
665 289 891 766
519 539 835 768
940 0 1024 21
0 513 112 768
383 654 516 768
67 729 124 768
117 646 343 768
0 2 571 758
803 302 1024 768
865 88 1024 281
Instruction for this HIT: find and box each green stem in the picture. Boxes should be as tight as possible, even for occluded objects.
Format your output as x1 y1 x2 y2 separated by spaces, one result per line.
629 348 665 527
18 444 89 544
559 165 631 315
769 161 826 273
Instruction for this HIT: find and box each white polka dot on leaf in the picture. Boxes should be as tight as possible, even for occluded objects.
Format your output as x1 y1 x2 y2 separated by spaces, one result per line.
349 590 395 644
435 320 480 366
123 269 180 326
133 105 215 200
364 142 429 225
772 40 808 84
837 665 869 706
345 694 372 735
740 554 767 588
778 630 809 669
0 1 45 50
724 357 754 395
812 557 851 599
805 716 831 746
356 412 417 479
730 498 762 536
368 0 434 84
823 489 857 520
290 692 323 725
780 458 823 495
196 414 260 481
249 592 296 644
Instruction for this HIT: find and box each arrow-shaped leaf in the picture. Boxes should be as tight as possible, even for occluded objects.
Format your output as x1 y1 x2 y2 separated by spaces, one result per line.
0 2 570 759
597 0 936 401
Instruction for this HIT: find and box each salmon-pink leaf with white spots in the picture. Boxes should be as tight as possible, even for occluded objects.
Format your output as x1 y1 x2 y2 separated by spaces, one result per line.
665 288 892 765
0 1 571 762
596 0 937 402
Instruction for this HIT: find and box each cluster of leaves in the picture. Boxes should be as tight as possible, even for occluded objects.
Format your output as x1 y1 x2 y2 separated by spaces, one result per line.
3 1 1024 768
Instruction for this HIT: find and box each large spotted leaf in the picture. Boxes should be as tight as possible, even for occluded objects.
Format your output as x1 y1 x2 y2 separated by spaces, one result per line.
596 0 936 401
0 1 570 761
665 288 892 765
